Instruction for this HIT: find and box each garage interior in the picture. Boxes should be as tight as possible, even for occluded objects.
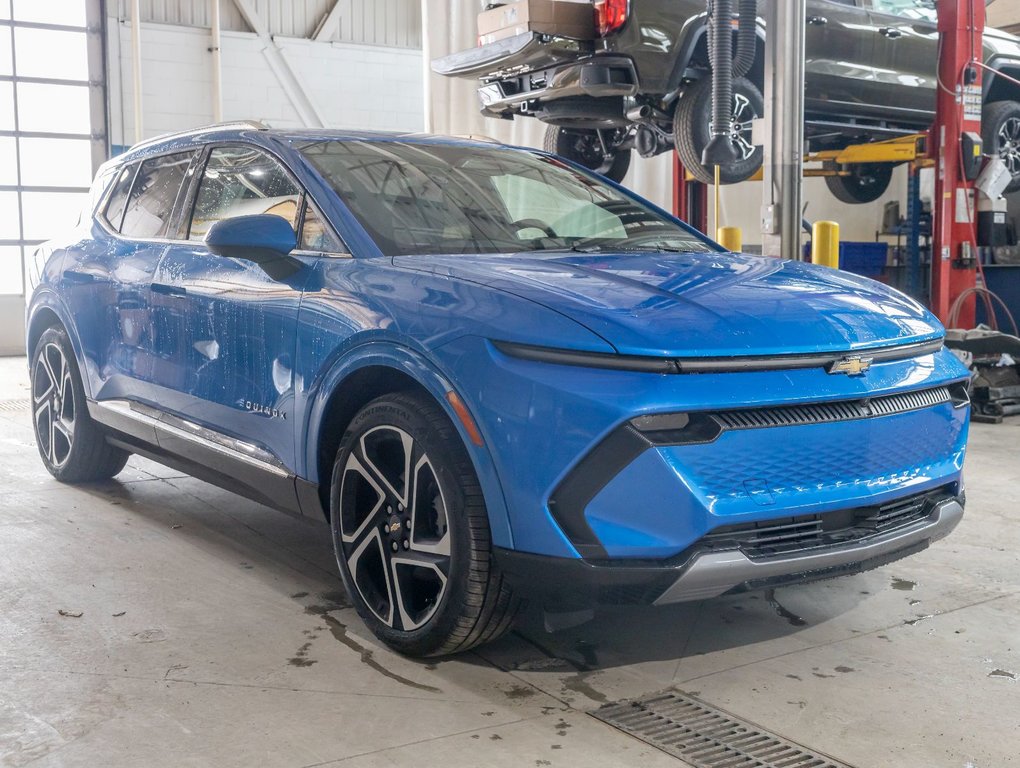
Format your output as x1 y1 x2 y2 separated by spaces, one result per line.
2 1 1019 767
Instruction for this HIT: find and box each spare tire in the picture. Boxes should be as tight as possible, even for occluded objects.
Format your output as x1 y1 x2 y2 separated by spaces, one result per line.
543 125 632 183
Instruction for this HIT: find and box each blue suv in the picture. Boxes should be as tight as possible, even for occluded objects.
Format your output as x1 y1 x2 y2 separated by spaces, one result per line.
27 122 970 656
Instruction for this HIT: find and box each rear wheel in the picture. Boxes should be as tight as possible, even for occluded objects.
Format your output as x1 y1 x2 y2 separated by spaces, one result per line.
30 327 129 482
544 125 632 183
824 162 894 204
674 76 764 185
983 100 1020 194
330 391 519 657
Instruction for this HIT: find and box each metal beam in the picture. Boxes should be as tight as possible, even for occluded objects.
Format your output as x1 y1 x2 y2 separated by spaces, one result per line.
86 0 109 168
312 0 344 42
130 0 143 142
211 0 223 122
231 0 326 127
760 0 806 261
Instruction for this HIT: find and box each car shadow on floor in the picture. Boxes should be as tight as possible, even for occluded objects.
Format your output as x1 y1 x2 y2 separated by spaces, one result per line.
73 470 880 688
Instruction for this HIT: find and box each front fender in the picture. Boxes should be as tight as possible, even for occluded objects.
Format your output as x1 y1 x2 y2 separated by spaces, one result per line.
300 340 514 549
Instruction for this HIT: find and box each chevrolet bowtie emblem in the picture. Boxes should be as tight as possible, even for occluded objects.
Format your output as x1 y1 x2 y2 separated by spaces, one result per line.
827 355 872 376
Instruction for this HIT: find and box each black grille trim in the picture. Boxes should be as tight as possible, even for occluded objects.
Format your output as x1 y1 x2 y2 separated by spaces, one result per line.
698 486 953 560
493 338 945 375
712 385 955 431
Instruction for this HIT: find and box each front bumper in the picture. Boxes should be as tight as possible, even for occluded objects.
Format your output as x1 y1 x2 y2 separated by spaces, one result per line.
477 55 638 117
495 492 964 608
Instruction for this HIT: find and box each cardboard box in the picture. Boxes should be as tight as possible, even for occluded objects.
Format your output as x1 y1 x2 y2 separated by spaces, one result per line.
477 1 594 42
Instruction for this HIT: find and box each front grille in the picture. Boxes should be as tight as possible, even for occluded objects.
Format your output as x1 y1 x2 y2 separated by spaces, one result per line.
699 487 948 560
713 385 953 431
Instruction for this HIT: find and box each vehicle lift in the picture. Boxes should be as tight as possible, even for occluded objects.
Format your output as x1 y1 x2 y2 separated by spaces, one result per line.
672 0 988 329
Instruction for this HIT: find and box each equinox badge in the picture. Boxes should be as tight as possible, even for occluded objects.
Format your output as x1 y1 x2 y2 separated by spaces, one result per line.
827 355 873 376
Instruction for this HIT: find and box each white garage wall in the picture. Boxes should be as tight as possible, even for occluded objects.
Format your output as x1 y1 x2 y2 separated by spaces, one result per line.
107 18 424 147
426 0 909 247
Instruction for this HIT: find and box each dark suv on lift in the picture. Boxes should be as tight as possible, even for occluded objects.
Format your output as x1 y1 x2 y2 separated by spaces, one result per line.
434 0 1020 203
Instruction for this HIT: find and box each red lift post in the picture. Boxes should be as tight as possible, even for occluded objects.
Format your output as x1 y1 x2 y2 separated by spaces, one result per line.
930 0 984 327
671 152 708 235
673 0 985 329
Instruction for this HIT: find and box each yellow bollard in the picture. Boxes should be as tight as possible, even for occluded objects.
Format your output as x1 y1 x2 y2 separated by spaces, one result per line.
812 221 840 268
717 226 742 252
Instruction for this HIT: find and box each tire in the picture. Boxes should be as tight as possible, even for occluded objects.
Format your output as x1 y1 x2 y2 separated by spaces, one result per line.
329 391 520 657
544 125 632 183
982 100 1020 194
824 162 894 204
674 76 764 185
30 326 130 482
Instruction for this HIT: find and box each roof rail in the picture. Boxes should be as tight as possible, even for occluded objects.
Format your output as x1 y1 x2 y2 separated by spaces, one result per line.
128 120 270 152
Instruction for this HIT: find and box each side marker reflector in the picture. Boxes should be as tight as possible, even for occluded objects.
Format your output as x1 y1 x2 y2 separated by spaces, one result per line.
445 391 484 447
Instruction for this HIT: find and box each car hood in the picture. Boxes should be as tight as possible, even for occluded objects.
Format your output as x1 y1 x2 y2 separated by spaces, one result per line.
394 251 943 357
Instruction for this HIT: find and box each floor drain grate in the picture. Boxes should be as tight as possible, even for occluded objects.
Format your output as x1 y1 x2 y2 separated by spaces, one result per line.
593 691 853 768
0 398 29 413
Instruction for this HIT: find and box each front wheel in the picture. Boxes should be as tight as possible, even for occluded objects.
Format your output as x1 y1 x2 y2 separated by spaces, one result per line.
544 125 632 183
983 100 1020 194
30 327 129 482
330 391 519 657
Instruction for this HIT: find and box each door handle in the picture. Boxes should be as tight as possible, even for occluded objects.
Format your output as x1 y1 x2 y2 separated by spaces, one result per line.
152 283 187 298
806 15 828 25
879 27 903 39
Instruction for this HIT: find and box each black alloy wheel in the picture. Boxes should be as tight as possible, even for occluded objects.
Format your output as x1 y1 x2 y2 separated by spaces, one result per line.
330 392 519 657
30 326 129 482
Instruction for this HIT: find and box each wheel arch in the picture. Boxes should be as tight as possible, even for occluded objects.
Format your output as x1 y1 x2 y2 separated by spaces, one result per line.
667 19 765 94
25 297 93 397
983 61 1020 104
27 305 63 359
302 343 514 549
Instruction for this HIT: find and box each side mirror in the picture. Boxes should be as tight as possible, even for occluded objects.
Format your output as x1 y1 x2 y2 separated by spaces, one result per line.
205 214 301 280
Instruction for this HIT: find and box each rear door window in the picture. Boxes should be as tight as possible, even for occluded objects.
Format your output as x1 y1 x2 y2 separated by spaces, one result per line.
119 151 198 239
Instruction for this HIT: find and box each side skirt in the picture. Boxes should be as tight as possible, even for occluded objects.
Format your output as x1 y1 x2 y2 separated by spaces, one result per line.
89 398 324 521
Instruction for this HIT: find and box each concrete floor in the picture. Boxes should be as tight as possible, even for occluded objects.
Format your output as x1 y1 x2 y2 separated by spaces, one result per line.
0 356 1018 768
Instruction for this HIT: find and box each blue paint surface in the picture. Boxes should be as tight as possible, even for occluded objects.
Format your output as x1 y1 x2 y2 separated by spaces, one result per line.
27 128 970 563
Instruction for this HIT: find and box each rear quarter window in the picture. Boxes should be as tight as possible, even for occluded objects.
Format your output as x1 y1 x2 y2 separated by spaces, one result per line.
119 151 197 239
102 162 138 232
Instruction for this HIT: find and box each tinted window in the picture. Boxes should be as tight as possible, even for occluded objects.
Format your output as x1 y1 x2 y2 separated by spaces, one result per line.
870 0 935 21
120 151 196 239
102 162 137 231
188 146 301 240
298 140 713 257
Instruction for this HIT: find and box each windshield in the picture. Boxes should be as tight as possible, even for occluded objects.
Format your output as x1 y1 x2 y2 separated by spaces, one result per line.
297 139 717 257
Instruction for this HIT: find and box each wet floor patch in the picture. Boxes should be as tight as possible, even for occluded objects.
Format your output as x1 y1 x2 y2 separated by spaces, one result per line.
765 589 808 627
295 591 441 693
988 669 1016 681
890 577 916 591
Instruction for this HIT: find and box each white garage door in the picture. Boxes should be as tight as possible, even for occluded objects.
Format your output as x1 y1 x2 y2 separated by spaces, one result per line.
0 0 106 355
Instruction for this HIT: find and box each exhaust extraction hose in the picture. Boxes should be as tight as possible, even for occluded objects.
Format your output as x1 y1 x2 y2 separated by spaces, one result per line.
702 0 757 167
733 0 758 79
702 0 738 166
